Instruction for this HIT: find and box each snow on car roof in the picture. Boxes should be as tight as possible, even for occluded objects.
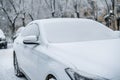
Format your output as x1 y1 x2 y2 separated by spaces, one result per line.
39 18 117 42
37 18 112 33
31 18 118 43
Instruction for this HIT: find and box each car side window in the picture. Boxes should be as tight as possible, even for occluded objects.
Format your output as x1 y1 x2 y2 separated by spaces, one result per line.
21 24 39 37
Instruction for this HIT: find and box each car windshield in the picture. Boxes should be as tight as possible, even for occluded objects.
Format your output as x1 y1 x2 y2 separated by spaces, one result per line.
43 19 117 43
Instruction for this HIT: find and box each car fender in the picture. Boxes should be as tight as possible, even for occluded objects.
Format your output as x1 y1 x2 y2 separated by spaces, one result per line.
42 61 71 80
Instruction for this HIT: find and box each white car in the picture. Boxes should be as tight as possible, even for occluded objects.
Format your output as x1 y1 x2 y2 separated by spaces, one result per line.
13 18 120 80
0 29 7 49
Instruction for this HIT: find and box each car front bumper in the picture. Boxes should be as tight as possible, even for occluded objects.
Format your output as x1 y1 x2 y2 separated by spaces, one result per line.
0 41 7 47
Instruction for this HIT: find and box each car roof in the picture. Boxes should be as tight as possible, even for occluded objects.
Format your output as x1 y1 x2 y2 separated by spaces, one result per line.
33 18 111 31
33 18 113 33
32 18 117 41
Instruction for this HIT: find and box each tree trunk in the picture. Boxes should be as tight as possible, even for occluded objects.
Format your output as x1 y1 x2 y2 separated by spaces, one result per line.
52 12 55 17
76 12 80 18
22 18 25 26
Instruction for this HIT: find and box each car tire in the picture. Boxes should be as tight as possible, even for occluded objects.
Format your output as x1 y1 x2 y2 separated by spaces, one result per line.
46 74 57 80
13 51 23 77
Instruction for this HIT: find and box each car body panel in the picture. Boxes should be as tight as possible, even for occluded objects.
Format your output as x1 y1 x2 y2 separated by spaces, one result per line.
48 39 120 80
13 18 120 80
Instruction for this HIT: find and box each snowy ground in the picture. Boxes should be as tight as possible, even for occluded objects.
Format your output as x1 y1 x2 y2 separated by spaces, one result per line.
0 44 27 80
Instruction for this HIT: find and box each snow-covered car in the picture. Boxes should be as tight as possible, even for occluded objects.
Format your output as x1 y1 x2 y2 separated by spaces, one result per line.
0 29 7 49
13 18 120 80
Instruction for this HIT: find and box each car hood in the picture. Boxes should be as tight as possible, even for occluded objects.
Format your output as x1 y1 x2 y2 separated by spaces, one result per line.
48 39 120 80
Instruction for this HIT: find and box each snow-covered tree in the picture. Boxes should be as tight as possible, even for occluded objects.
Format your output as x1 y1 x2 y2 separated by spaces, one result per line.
0 0 114 40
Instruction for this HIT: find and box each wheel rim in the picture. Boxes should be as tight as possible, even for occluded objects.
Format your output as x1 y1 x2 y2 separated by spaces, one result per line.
49 78 56 80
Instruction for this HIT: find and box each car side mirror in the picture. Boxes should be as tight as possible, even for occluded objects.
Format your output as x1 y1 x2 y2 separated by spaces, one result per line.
23 36 39 45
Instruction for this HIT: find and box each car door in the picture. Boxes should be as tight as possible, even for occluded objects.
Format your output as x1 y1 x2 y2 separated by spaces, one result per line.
20 23 40 80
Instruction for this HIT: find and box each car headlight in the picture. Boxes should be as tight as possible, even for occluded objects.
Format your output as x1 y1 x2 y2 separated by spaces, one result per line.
65 68 109 80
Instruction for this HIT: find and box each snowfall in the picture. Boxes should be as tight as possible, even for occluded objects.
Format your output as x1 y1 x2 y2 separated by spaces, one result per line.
0 44 27 80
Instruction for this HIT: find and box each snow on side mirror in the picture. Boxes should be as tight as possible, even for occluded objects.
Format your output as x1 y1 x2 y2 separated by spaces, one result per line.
23 36 39 45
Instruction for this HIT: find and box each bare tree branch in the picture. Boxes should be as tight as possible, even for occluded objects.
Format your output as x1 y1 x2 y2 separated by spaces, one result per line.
0 1 13 25
13 13 19 24
45 0 55 17
105 0 110 14
44 0 50 8
8 0 17 13
1 8 13 24
28 13 34 21
0 0 3 7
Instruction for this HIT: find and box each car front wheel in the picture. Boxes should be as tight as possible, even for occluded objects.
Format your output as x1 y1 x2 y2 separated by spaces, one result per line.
13 51 23 77
46 75 57 80
48 78 56 80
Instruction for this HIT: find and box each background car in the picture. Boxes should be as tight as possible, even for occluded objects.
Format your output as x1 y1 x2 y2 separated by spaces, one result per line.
0 29 7 49
13 18 120 80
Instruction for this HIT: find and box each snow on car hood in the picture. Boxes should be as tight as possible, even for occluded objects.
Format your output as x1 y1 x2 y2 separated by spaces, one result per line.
48 39 120 80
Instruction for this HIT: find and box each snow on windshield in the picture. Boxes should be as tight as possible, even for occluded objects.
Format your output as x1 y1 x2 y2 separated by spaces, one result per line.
43 19 117 43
